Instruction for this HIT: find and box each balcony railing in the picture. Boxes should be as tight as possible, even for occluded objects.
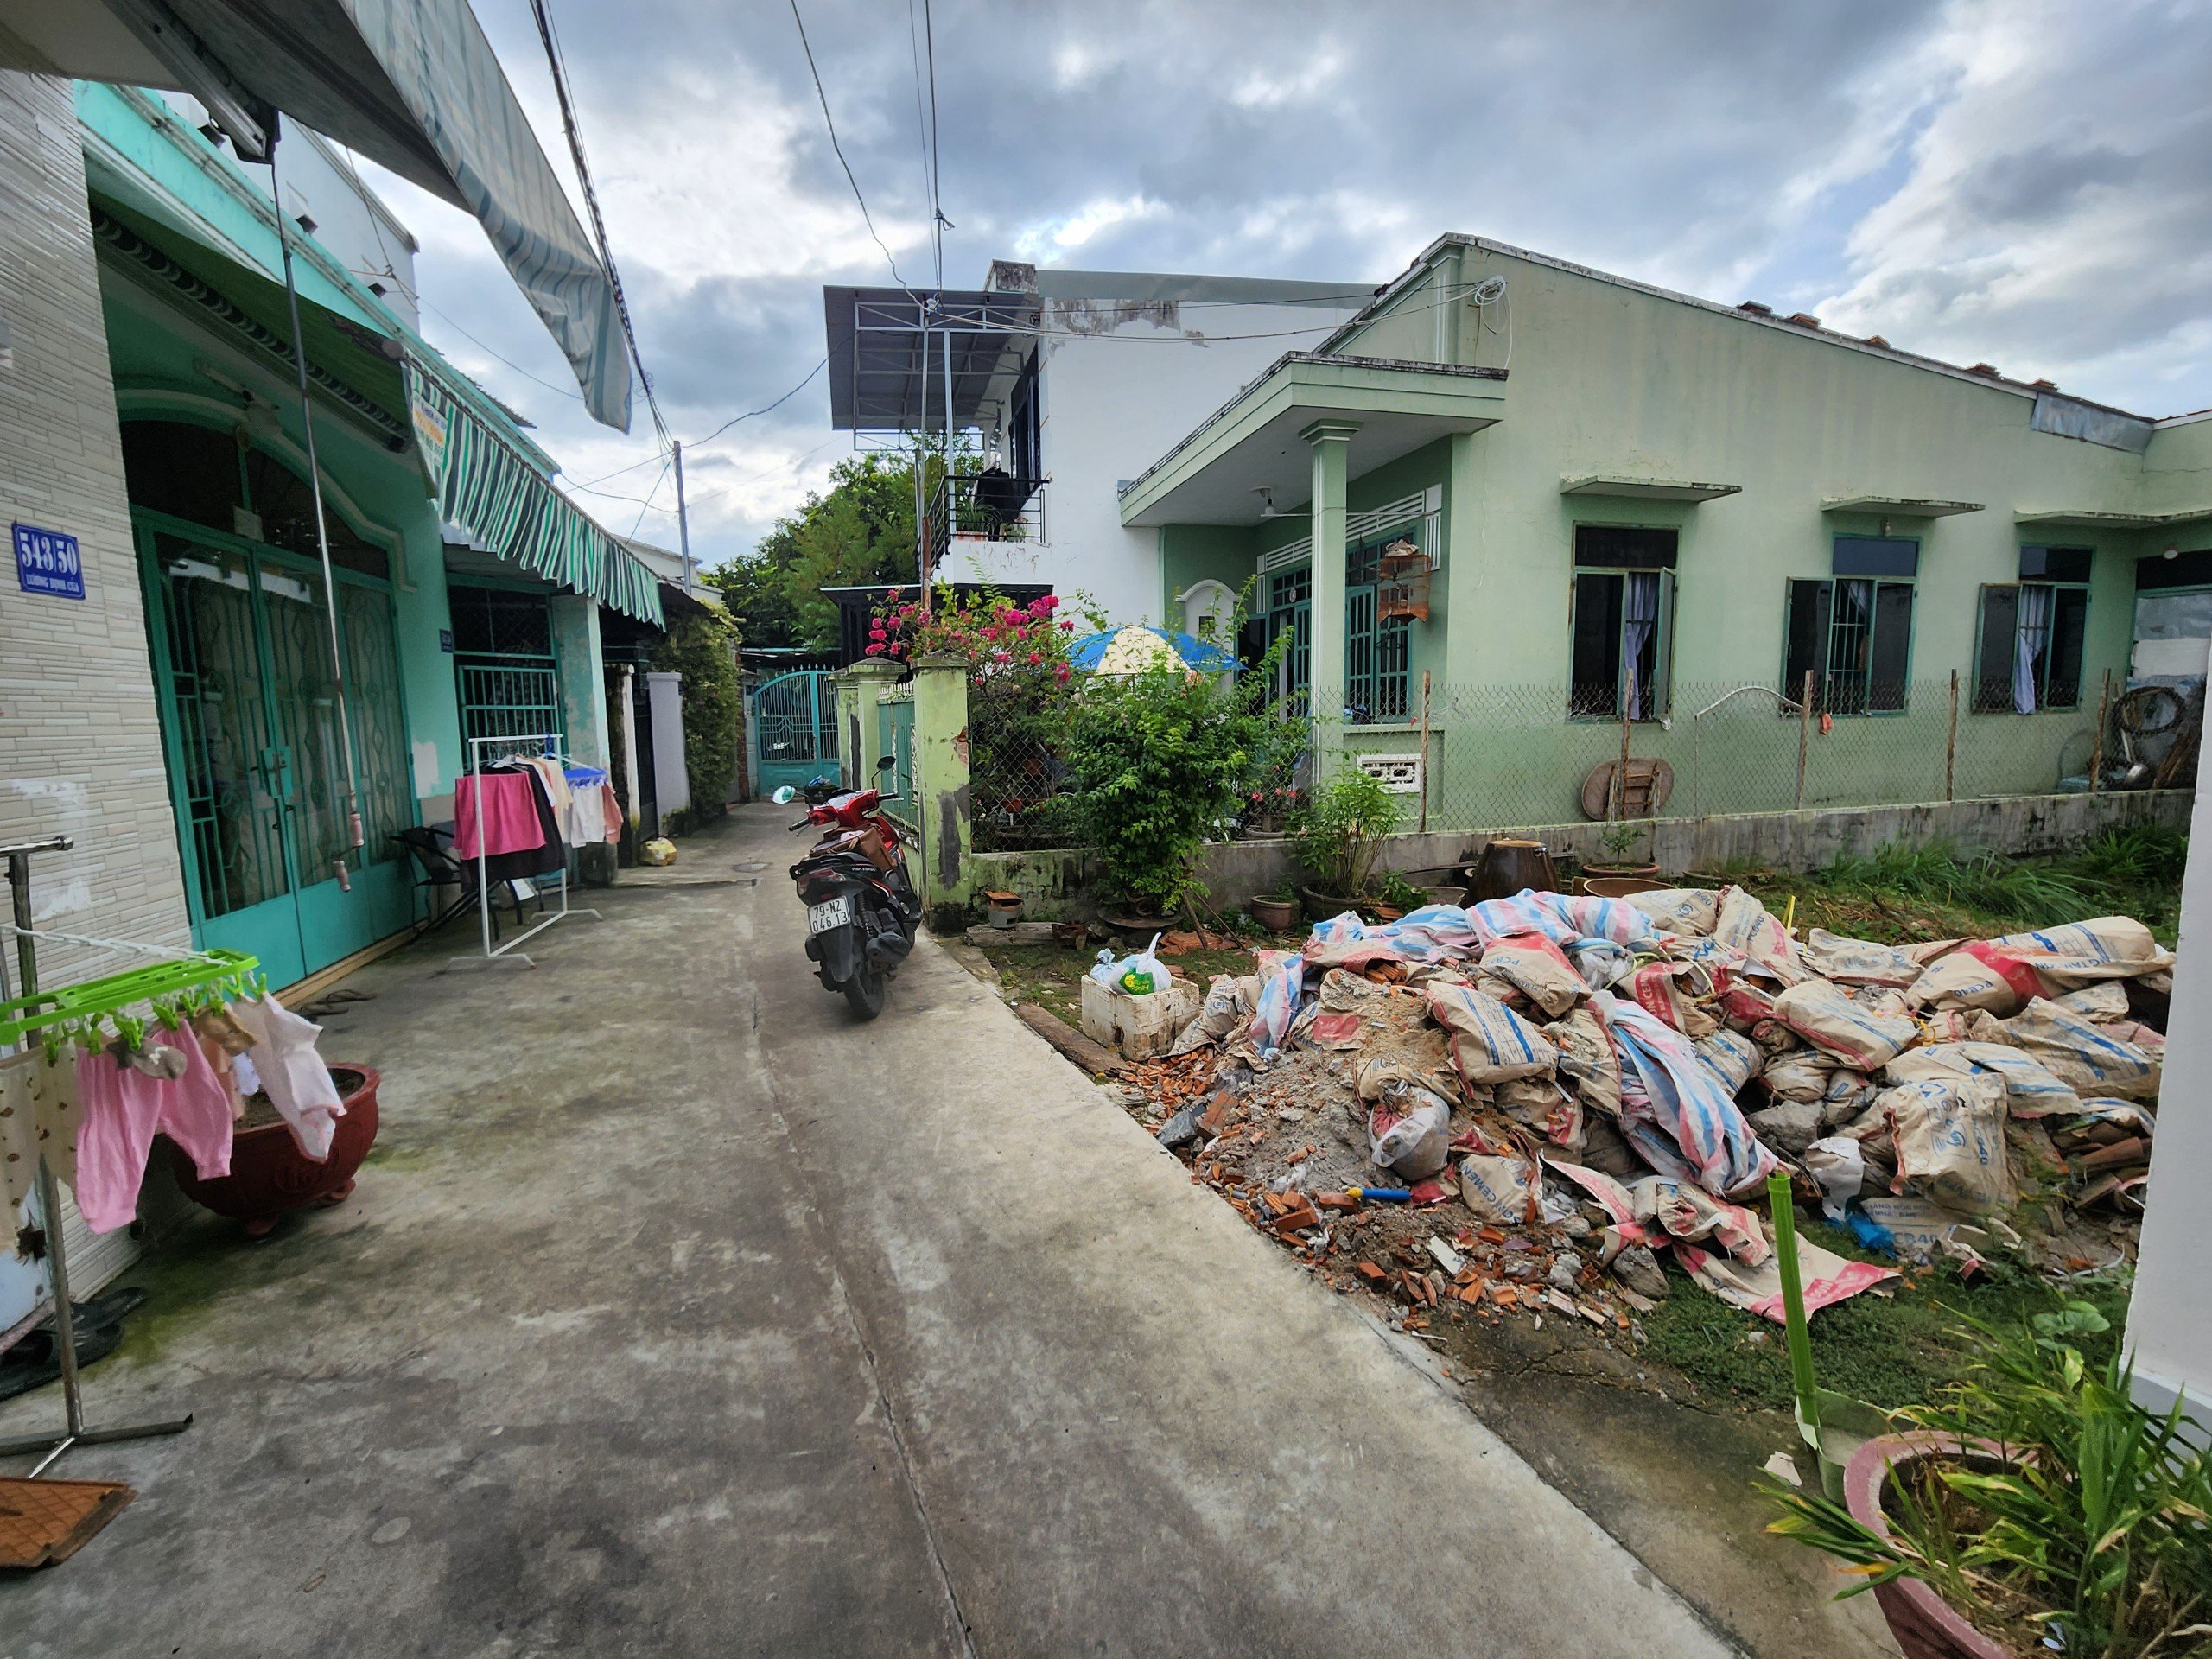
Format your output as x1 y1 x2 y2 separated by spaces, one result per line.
926 472 1046 569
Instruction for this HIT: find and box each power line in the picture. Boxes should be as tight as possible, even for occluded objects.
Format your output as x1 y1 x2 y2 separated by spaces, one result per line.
922 0 945 287
790 0 913 290
624 457 672 541
418 296 588 405
527 0 670 445
565 356 830 491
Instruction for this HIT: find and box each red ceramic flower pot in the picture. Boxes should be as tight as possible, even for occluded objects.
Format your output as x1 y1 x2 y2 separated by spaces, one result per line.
1843 1433 2017 1659
169 1065 379 1239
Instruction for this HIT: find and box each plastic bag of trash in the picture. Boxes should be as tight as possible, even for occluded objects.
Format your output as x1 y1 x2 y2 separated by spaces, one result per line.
1457 1153 1541 1224
1878 1074 2017 1214
1713 887 1806 983
1802 930 1924 988
639 836 677 867
1624 887 1722 938
1090 933 1166 994
1985 916 2174 982
2001 997 2161 1100
1370 1084 1453 1179
1771 978 1916 1070
1694 1028 1764 1096
1425 980 1557 1087
1803 1136 1868 1219
1547 1007 1622 1118
1480 932 1586 1017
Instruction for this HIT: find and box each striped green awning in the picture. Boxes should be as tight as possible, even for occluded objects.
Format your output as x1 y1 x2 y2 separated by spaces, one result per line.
405 359 663 625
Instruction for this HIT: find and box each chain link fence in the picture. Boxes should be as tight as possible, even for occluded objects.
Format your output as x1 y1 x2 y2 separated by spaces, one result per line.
968 682 1084 851
1326 677 2118 834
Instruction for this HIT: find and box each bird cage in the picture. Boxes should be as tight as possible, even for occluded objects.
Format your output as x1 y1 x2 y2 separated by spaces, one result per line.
1376 537 1430 622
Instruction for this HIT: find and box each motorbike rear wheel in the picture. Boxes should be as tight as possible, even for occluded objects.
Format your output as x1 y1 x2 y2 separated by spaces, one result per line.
842 963 886 1020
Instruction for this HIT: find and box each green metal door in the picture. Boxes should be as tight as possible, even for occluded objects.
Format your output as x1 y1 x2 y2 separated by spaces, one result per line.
141 523 415 985
754 670 839 796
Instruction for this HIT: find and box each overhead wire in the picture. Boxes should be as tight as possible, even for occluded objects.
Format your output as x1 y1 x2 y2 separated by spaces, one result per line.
922 0 946 285
526 0 671 448
791 0 915 292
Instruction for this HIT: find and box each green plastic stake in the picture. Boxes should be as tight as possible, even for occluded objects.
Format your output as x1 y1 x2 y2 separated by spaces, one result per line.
1767 1168 1823 1453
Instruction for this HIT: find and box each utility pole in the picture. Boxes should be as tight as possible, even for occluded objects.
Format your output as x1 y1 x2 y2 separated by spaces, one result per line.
671 438 694 595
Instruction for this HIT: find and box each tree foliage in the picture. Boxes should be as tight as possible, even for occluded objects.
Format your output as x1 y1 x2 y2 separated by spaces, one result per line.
706 453 925 651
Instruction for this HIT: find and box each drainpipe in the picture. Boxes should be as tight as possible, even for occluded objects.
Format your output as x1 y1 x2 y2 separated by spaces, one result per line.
270 128 365 888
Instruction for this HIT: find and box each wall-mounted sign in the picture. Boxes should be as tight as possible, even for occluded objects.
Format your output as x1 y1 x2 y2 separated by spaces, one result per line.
439 628 454 653
13 524 86 601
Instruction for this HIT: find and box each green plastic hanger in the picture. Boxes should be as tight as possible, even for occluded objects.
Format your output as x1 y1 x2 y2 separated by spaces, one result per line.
0 948 259 1048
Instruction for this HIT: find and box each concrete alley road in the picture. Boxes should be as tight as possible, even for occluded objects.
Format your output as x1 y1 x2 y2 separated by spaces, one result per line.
0 809 1737 1657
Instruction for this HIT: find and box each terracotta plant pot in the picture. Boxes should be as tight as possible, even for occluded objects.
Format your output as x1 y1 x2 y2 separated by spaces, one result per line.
1248 897 1298 931
1299 885 1370 922
170 1065 380 1240
1580 868 1666 898
1843 1433 2018 1659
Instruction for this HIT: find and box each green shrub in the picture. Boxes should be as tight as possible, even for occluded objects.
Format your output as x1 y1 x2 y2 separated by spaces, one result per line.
650 608 741 827
1291 766 1396 898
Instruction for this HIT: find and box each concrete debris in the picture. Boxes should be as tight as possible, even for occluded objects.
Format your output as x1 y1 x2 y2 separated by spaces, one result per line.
1106 885 2166 1351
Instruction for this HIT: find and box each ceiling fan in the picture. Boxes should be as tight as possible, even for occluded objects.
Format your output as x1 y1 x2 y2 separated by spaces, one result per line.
1253 486 1311 521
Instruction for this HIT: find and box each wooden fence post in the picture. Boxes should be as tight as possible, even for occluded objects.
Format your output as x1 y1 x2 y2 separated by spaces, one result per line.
1946 669 1959 803
1615 688 1632 822
2090 670 2113 794
1796 670 1814 810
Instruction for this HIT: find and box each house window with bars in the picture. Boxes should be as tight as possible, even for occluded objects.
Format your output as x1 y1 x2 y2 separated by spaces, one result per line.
1783 536 1918 715
1974 546 2091 713
1569 525 1676 720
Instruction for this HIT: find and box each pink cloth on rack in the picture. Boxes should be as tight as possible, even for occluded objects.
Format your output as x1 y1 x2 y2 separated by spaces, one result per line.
454 772 547 860
73 1035 233 1233
601 780 622 844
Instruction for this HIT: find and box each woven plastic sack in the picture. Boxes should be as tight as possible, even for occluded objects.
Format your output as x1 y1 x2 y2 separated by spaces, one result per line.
1624 887 1721 938
1802 930 1923 988
2052 981 2129 1022
1545 1007 1621 1119
1425 980 1557 1088
1904 949 2024 1014
1713 887 1806 984
1170 973 1253 1055
1985 917 2173 982
2001 997 2161 1100
1878 1075 2016 1215
1457 1154 1541 1224
1369 1085 1453 1179
1625 959 1721 1039
1694 1028 1764 1096
1883 1041 2079 1118
1762 1051 1837 1103
1593 990 1777 1197
1479 931 1586 1018
1771 979 1916 1070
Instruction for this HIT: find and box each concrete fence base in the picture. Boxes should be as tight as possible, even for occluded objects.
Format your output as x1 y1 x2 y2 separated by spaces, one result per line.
967 788 2189 920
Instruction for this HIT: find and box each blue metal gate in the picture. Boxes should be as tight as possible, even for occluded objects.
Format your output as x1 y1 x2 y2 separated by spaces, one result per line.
753 670 840 796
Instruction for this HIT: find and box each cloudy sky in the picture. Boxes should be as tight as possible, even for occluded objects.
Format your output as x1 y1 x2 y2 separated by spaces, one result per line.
356 0 2212 571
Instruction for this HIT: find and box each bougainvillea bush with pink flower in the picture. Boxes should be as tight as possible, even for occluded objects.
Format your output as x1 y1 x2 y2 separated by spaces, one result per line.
869 588 1086 848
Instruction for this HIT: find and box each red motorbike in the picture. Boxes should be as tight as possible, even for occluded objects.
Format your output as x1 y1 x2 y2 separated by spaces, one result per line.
775 758 921 1020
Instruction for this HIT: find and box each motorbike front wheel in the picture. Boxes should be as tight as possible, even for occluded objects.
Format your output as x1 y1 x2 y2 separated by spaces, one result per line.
842 962 886 1020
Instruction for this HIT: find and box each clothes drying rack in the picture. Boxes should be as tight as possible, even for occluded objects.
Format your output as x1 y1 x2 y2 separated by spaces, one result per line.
0 836 202 1472
445 732 603 973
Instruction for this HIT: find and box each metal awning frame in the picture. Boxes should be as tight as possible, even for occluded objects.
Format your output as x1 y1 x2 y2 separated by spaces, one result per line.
826 287 1041 442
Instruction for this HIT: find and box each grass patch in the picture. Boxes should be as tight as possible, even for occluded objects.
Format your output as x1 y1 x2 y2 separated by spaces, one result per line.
1705 823 2187 947
1640 1234 2132 1412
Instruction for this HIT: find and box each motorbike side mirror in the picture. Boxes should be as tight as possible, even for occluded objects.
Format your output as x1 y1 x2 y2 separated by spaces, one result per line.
875 756 896 773
770 785 798 804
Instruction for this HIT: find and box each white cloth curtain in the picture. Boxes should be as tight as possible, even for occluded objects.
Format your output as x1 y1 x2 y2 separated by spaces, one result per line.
2013 584 2054 714
1622 573 1661 718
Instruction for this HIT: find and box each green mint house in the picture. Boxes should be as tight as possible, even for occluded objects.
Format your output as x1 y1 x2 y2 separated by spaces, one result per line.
1120 235 2212 828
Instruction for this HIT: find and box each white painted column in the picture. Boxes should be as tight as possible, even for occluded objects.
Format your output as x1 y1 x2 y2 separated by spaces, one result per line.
2126 721 2212 1432
1303 419 1358 739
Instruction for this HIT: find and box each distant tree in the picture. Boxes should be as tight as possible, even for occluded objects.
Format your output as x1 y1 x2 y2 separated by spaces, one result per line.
709 454 921 650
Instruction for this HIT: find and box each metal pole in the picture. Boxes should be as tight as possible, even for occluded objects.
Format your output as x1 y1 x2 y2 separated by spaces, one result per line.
1614 689 1631 822
1417 669 1432 836
1946 669 1960 802
671 440 695 596
1796 670 1813 810
270 135 364 883
0 838 193 1466
914 297 931 616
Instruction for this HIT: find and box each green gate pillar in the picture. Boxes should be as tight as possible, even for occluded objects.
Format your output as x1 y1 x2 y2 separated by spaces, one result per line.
1303 418 1358 775
909 652 972 927
838 660 899 789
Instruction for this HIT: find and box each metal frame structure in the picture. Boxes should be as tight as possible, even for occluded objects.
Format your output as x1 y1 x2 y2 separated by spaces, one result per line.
0 836 195 1472
442 734 601 973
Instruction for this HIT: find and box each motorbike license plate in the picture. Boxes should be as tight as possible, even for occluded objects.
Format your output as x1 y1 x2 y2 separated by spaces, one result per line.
807 894 852 934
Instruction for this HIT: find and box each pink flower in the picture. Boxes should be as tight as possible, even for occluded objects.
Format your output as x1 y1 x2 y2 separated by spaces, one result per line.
1026 652 1041 665
993 649 1011 664
1059 619 1075 632
863 643 884 656
982 625 1000 640
1035 594 1060 612
1054 664 1071 683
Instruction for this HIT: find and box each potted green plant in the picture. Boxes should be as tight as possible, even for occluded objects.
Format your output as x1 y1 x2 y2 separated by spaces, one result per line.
1290 766 1397 919
1581 817 1662 893
1372 869 1429 921
1764 1303 2212 1659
